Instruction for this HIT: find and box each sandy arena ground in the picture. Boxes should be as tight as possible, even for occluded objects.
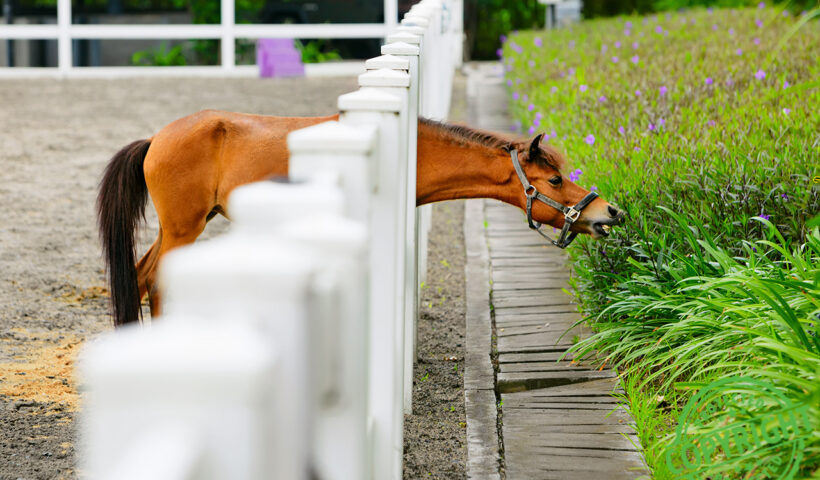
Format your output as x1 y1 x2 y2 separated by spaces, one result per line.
0 75 467 479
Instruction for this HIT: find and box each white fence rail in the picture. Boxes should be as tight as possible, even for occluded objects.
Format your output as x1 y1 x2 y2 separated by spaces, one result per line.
79 1 460 478
0 0 464 77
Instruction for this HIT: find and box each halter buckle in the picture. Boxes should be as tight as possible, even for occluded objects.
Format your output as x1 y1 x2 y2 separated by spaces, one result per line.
565 207 581 223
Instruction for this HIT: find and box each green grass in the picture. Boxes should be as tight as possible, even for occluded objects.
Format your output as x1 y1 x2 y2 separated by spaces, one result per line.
502 6 819 479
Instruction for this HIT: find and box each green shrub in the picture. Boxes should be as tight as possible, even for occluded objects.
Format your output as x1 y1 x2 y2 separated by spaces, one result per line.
503 6 819 478
466 0 545 59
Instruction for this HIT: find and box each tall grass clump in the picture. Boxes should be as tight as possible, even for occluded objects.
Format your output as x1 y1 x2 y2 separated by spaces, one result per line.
502 5 819 478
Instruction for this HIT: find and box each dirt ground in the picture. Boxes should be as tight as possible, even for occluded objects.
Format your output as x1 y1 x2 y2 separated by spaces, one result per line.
0 74 468 479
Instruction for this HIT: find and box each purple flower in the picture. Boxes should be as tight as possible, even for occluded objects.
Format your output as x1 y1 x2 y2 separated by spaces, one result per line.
781 193 789 200
736 48 743 55
584 135 595 146
659 86 667 96
590 185 598 192
528 60 536 67
726 77 734 86
782 108 791 115
612 56 619 63
758 1 765 8
534 37 543 48
632 41 639 49
528 126 536 134
625 21 633 28
634 146 641 152
760 214 770 221
755 69 766 80
783 79 790 89
655 25 664 34
782 10 789 17
512 92 519 100
527 103 535 111
500 34 507 42
705 77 713 85
567 67 576 76
728 28 735 35
618 126 625 135
533 117 541 127
506 79 513 87
523 94 528 102
535 111 544 119
550 129 557 139
754 37 761 45
755 18 763 28
599 95 607 103
496 48 503 58
631 55 640 64
635 89 642 96
614 41 622 48
569 168 583 181
568 40 576 48
712 24 719 31
579 84 588 92
624 29 632 36
707 120 716 127
551 86 558 94
601 44 608 53
658 118 665 127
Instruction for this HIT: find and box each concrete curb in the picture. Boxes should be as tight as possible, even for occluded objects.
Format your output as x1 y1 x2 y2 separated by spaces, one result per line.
464 198 501 480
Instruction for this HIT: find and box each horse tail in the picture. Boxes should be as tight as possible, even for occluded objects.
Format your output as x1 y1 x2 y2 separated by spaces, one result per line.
96 139 152 327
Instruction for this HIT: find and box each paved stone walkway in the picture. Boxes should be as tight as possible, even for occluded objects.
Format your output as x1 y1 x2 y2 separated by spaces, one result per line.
463 63 648 480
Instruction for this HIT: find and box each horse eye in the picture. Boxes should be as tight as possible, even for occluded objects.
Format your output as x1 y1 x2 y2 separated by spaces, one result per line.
548 176 563 186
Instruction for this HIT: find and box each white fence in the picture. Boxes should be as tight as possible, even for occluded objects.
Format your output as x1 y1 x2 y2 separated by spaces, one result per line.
0 0 463 78
78 1 459 478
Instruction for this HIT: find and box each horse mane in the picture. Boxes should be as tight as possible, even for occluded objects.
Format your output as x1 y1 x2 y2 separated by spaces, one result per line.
419 117 566 171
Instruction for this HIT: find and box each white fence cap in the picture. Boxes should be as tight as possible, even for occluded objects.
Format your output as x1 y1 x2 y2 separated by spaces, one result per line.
338 88 402 112
365 54 410 71
386 31 422 46
160 236 316 304
228 180 345 231
80 322 277 397
278 213 367 255
288 120 377 153
401 16 429 27
396 25 426 37
358 68 410 88
380 41 421 56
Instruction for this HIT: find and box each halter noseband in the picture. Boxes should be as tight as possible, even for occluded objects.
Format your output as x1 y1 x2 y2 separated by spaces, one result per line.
510 149 599 249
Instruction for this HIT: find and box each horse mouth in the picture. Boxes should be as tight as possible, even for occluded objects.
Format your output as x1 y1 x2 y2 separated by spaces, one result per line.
592 223 611 238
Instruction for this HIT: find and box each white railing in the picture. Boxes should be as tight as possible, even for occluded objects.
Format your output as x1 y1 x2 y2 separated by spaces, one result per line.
0 0 395 76
79 1 460 479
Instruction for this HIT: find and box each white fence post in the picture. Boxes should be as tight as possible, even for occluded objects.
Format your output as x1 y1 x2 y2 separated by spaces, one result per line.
221 0 236 71
80 321 283 480
228 178 370 480
356 68 415 418
373 42 423 415
338 87 405 480
57 0 71 76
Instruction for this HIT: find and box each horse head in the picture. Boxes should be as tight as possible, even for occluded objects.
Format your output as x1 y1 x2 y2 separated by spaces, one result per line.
511 133 625 244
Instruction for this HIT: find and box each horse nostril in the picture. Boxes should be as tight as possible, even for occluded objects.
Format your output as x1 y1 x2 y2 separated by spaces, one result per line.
607 205 619 218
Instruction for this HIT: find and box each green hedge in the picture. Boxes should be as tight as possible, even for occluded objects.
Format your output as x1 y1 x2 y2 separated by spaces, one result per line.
502 7 819 478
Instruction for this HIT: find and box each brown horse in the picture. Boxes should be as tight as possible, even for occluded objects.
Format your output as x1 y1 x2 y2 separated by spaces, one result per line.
97 110 624 327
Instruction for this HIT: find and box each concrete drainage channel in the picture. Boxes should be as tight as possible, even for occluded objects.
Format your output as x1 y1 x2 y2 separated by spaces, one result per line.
462 62 647 480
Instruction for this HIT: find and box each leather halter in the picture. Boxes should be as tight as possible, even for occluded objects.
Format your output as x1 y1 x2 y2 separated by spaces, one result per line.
510 149 599 249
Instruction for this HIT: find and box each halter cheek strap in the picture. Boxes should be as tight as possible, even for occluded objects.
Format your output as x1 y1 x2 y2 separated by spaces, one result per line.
510 149 599 249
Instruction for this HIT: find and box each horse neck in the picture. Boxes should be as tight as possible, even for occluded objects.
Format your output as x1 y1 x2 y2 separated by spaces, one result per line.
415 123 521 207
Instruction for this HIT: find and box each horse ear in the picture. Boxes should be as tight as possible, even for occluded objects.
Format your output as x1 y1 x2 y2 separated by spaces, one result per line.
528 133 544 161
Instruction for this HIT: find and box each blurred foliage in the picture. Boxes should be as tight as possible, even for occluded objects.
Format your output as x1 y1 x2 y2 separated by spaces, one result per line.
295 39 342 64
130 41 186 65
466 0 545 59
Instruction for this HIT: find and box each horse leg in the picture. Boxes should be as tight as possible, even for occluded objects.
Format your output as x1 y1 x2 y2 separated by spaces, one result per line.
136 227 163 314
146 208 210 318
